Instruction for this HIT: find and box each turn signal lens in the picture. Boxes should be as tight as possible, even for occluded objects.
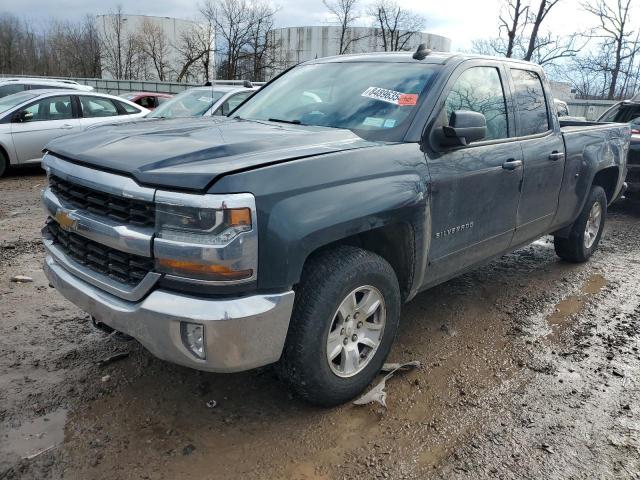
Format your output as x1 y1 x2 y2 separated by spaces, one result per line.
157 259 253 281
228 208 251 226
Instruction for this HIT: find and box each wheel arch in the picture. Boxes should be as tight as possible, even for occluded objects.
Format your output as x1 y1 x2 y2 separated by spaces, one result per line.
591 166 620 204
297 223 416 303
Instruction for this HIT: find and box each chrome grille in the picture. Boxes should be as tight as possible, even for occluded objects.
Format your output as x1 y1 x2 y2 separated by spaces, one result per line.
49 174 155 227
46 221 153 285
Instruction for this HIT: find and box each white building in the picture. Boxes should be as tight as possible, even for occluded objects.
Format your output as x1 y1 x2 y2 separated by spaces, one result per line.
270 26 451 75
96 14 212 82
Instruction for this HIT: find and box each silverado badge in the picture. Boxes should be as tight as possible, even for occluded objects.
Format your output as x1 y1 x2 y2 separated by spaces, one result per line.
435 222 474 239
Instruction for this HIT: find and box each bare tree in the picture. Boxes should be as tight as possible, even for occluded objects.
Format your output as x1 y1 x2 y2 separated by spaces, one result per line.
323 0 363 54
140 18 172 80
499 0 529 57
582 0 638 99
524 0 562 60
48 16 101 77
243 3 278 81
369 0 426 52
98 6 127 78
201 0 254 80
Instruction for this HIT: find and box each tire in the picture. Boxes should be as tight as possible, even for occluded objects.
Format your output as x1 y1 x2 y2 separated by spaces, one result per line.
0 151 7 178
554 185 607 263
279 246 401 407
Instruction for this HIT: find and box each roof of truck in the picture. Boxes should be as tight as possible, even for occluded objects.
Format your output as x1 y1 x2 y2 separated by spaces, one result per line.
311 51 542 68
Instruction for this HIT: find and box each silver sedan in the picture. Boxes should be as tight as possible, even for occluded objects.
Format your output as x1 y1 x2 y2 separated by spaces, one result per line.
146 86 258 119
0 90 149 176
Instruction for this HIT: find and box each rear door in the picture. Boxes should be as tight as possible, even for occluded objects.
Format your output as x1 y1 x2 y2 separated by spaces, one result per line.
424 61 523 283
11 94 81 163
509 68 565 245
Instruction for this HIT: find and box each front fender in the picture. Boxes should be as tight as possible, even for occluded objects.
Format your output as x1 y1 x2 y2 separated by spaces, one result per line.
210 143 430 290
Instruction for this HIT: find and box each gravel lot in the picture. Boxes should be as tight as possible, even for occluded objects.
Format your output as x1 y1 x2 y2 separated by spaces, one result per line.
1 167 639 480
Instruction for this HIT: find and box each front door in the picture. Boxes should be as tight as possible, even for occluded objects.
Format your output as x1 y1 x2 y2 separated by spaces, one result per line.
11 95 80 163
509 68 565 244
424 63 523 285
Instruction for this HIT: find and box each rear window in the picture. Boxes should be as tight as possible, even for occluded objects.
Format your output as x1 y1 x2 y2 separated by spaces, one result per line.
117 100 141 114
511 69 550 136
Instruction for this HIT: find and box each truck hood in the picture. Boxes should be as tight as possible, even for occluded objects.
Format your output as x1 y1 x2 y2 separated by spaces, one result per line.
45 117 377 191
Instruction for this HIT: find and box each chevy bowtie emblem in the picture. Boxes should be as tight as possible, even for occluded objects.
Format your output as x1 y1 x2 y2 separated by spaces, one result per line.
54 210 77 232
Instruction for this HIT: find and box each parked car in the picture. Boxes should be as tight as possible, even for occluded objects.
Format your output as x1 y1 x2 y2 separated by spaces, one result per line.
598 98 640 197
146 85 258 119
0 90 148 175
0 78 93 98
119 91 172 110
40 49 629 406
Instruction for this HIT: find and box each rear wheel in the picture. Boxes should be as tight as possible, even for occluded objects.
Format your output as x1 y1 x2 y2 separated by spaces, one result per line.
279 246 401 407
554 185 607 262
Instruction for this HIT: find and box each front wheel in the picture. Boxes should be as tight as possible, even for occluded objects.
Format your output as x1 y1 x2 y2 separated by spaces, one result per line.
279 246 401 407
554 185 607 262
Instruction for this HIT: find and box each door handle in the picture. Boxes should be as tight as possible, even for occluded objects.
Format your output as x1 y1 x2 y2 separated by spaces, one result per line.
549 151 565 161
502 159 523 170
60 124 74 130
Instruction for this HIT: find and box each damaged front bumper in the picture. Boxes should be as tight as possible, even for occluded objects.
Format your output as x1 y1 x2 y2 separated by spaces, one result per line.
43 253 295 373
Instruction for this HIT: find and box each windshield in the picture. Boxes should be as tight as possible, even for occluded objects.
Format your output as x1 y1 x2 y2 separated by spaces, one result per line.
233 62 438 140
148 89 225 118
0 92 37 115
599 103 640 129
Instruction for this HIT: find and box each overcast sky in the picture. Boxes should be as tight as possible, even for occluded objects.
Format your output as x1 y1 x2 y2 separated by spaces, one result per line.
0 0 608 50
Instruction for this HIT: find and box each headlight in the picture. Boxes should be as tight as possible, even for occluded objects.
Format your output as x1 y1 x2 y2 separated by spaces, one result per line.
154 192 258 284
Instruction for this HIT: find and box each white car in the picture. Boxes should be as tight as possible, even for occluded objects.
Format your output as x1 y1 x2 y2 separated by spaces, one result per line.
146 85 258 119
0 78 94 98
0 90 149 176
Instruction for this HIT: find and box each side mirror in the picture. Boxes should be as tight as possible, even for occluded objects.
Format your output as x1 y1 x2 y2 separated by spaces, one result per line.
12 110 33 123
441 110 486 146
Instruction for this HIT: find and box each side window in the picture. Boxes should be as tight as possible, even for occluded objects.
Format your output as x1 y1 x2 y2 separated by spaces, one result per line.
214 92 253 116
117 100 141 114
511 69 550 136
80 96 119 117
21 95 73 122
444 67 509 141
157 96 169 105
0 84 26 97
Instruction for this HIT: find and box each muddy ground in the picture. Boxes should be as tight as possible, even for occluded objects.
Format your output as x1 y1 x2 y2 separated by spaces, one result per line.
0 167 639 480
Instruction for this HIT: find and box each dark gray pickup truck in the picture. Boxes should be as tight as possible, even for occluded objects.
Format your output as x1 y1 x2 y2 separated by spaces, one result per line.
41 50 630 406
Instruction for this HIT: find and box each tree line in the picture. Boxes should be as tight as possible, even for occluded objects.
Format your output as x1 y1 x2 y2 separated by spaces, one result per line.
1 0 637 99
0 0 427 84
472 0 640 100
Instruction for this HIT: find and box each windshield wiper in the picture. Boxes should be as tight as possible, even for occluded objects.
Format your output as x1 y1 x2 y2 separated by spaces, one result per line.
268 118 302 125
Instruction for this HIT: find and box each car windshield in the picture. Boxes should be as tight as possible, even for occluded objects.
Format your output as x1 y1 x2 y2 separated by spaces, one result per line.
148 89 225 118
0 92 37 114
599 103 640 128
233 62 438 140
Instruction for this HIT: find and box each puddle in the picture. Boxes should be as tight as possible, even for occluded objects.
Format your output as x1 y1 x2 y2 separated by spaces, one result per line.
1 408 67 460
546 274 606 341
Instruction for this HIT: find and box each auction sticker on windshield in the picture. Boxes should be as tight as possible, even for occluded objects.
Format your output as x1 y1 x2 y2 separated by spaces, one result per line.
362 87 419 106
